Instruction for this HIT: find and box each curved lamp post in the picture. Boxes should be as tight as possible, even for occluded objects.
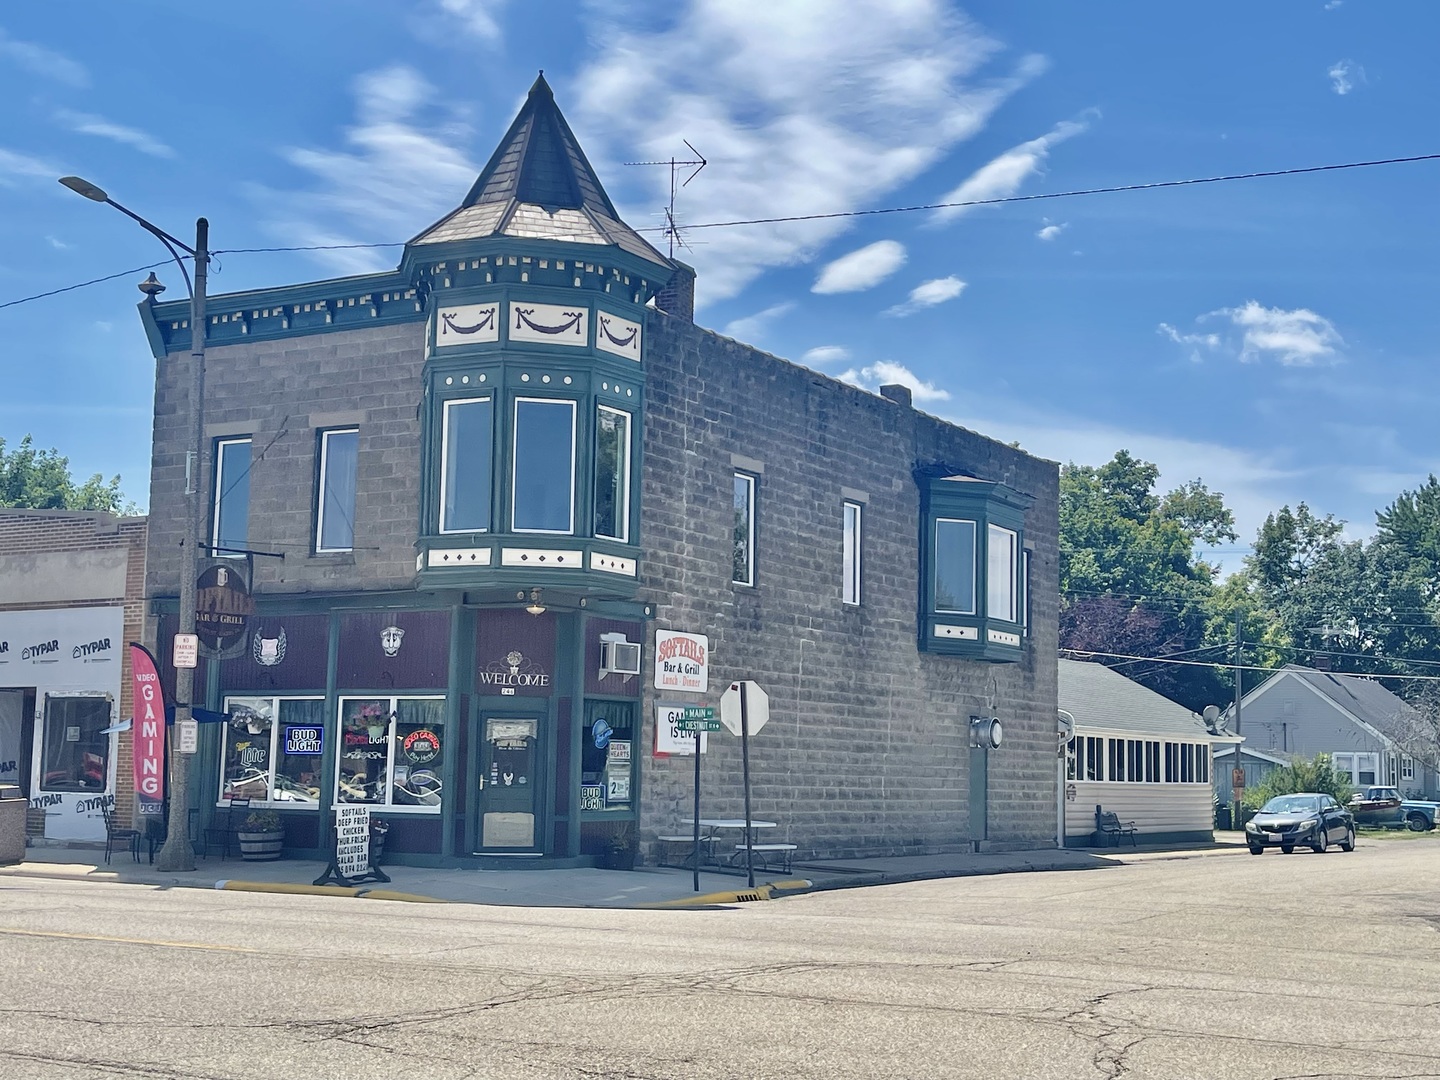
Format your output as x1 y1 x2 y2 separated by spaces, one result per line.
61 176 208 873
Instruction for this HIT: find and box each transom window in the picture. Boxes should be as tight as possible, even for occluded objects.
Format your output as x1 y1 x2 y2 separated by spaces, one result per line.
512 398 576 533
440 397 494 533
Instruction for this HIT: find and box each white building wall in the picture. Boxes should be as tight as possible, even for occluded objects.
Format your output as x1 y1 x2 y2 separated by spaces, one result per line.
1064 783 1214 842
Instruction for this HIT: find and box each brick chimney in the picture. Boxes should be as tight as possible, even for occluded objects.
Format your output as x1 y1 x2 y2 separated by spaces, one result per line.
879 383 912 408
655 261 696 322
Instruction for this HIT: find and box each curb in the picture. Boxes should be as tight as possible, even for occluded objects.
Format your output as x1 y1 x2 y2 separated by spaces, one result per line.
215 880 448 903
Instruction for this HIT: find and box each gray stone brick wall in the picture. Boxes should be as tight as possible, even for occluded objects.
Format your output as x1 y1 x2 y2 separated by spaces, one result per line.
146 323 426 600
636 312 1060 860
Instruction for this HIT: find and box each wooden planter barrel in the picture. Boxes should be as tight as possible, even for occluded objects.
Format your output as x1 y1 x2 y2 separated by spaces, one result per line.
237 830 284 860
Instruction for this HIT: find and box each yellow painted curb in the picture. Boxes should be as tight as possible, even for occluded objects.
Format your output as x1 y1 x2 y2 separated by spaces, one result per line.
357 888 449 904
215 880 362 898
766 879 813 891
651 884 774 908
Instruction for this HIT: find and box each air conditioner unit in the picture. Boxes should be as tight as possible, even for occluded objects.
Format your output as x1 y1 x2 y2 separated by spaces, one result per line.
599 634 641 678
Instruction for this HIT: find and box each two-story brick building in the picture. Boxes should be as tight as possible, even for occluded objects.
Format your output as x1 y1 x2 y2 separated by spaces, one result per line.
139 75 1060 867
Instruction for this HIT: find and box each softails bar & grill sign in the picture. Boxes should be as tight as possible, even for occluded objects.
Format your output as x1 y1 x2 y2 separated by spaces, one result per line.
654 630 708 693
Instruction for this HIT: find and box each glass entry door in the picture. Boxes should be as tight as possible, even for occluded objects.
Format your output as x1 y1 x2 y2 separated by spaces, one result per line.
478 717 539 850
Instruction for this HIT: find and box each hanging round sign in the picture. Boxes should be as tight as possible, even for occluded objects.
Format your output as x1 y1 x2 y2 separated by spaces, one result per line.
403 728 441 764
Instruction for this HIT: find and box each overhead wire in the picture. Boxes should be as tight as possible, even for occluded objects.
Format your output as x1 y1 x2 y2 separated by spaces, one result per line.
4 149 1439 313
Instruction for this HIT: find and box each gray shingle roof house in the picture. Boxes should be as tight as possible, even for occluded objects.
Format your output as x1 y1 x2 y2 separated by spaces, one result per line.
1234 665 1439 799
1059 659 1224 847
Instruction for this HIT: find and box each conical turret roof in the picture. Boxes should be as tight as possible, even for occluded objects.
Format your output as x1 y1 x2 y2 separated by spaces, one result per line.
409 73 673 272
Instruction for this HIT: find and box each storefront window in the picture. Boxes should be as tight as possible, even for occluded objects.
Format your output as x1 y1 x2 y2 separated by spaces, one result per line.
512 398 576 533
581 701 635 813
39 695 111 792
220 697 324 806
336 696 445 812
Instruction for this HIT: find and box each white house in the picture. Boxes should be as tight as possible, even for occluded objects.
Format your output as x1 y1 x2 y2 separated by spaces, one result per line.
1059 659 1231 847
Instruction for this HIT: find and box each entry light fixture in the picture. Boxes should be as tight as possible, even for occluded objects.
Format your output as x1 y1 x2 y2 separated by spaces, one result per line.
525 587 547 616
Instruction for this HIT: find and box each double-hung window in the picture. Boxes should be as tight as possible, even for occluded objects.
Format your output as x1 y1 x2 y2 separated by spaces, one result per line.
842 501 862 605
513 398 576 533
594 406 631 541
733 472 756 586
1402 755 1415 783
316 428 358 552
440 397 493 533
212 436 251 557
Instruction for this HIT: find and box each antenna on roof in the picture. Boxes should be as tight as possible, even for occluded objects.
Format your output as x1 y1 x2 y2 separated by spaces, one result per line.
623 140 707 259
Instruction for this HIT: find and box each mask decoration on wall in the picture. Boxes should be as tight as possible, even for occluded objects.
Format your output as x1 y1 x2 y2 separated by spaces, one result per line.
380 626 405 657
253 627 287 667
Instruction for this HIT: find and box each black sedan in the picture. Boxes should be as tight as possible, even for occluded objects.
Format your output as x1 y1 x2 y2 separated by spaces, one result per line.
1245 792 1355 854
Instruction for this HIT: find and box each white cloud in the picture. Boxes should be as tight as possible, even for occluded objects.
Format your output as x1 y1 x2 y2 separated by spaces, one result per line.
432 0 508 41
1219 300 1344 366
573 1 1047 304
54 109 173 158
254 65 479 274
1161 302 1344 367
722 301 794 343
1036 222 1065 240
1325 2 1343 11
0 148 57 184
800 345 850 367
1328 59 1364 95
812 240 906 294
838 359 950 402
932 116 1089 223
0 29 88 87
884 275 966 317
45 235 70 251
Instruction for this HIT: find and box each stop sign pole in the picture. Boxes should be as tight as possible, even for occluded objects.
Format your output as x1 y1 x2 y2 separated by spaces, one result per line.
740 684 754 888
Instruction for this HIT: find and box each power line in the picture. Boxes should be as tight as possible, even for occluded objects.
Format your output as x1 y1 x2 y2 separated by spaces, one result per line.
5 149 1438 314
1063 646 1440 682
0 259 172 312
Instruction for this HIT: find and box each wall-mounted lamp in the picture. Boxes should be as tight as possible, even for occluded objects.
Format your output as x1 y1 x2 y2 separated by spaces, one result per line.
525 588 547 616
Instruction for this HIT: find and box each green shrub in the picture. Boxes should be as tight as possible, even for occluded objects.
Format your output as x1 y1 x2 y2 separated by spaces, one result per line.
243 809 282 832
1243 754 1353 808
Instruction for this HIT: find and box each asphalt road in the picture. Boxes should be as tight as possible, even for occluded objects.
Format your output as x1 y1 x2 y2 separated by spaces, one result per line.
3 838 1439 1080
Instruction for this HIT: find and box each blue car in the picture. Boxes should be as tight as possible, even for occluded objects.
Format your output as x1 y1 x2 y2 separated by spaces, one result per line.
1246 792 1356 855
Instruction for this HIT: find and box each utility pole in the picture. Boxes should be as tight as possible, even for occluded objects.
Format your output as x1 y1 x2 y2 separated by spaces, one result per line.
1233 609 1244 835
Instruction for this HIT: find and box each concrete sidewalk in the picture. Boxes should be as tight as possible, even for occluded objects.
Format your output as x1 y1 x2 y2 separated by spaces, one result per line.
0 836 1246 908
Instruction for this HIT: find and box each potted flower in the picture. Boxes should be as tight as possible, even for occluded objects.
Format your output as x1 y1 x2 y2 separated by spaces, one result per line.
237 809 284 861
598 824 636 871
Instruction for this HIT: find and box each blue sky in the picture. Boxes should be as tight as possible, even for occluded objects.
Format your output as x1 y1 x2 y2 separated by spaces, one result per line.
1 1 1435 574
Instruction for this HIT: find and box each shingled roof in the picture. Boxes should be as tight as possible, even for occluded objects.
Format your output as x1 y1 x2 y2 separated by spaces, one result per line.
408 73 673 272
1059 658 1213 739
1265 665 1420 743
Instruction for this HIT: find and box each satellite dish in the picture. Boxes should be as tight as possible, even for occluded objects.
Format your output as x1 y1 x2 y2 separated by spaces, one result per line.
1202 705 1227 733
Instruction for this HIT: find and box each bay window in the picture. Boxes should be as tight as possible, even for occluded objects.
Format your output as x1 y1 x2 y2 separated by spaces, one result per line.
920 474 1033 660
336 696 446 812
219 697 324 807
513 398 576 533
440 397 493 532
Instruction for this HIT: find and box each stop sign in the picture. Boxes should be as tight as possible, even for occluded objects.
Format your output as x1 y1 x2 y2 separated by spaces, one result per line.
719 681 769 736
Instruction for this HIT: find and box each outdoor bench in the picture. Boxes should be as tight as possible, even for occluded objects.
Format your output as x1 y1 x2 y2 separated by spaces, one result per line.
1095 808 1138 847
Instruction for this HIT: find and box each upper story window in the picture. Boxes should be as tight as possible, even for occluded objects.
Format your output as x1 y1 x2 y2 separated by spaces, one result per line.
512 398 576 533
316 428 358 552
842 501 862 605
594 406 631 541
212 436 251 557
440 396 494 533
919 474 1034 661
733 472 756 586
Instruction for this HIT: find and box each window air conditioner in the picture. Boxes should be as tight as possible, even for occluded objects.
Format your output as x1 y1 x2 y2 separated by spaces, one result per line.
599 635 641 678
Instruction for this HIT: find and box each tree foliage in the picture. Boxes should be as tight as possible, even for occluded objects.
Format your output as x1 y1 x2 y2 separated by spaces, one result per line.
1243 754 1353 808
0 435 137 515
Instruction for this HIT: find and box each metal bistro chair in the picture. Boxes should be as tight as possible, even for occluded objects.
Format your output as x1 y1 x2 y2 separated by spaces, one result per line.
204 797 250 859
102 806 142 865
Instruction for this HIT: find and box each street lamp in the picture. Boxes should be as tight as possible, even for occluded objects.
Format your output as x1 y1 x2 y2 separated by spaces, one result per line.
61 176 208 873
